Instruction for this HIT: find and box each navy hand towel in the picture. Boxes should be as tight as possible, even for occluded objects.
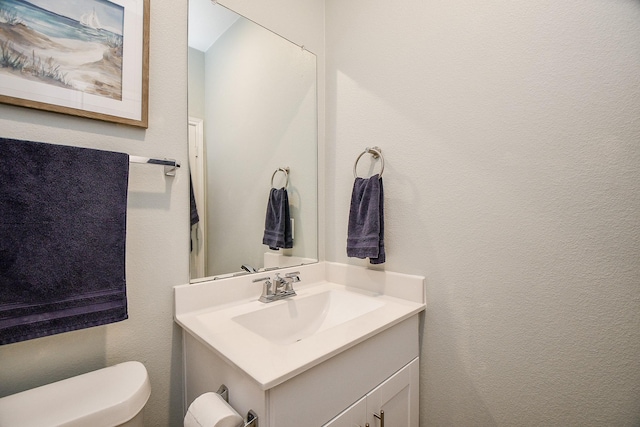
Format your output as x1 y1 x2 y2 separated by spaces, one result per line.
347 174 385 264
262 187 293 250
0 138 129 345
189 175 199 226
189 175 200 253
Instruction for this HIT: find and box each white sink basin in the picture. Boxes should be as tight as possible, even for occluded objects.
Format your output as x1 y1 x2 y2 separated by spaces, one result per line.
175 273 425 389
232 290 384 345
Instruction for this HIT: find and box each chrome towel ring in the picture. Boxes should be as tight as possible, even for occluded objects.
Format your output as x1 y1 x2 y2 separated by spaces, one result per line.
271 167 290 188
353 146 384 179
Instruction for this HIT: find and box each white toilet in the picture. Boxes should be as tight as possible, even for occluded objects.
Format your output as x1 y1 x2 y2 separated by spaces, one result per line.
0 361 150 427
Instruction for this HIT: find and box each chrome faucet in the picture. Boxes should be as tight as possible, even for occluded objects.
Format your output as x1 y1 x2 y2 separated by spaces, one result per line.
252 271 300 303
240 264 257 273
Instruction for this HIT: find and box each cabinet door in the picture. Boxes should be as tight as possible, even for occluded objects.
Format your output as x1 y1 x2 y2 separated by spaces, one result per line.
366 358 419 427
324 397 367 427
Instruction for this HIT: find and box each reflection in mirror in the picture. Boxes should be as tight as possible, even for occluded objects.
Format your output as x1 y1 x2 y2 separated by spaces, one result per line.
188 0 318 282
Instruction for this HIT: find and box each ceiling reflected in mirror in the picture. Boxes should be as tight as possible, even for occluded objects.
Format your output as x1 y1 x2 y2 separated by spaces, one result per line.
188 1 239 51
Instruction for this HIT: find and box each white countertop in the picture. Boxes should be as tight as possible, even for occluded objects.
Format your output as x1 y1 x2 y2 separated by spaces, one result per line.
174 262 426 390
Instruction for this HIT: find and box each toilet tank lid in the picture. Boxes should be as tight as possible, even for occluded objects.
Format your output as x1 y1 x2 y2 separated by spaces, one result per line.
0 361 151 427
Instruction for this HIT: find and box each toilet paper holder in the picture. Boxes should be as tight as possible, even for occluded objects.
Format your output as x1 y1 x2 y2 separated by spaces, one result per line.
216 385 258 427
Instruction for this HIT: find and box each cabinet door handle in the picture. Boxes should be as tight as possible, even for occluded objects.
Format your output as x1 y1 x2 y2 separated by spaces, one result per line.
373 410 384 427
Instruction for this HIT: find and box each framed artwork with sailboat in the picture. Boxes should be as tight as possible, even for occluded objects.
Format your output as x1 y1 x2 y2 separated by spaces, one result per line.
0 0 149 128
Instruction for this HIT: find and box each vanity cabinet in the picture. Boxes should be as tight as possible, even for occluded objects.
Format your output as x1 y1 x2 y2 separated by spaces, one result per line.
177 263 426 427
324 397 366 427
183 315 421 427
324 358 419 427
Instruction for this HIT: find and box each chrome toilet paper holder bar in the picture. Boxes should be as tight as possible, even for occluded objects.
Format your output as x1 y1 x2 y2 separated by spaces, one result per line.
245 410 258 427
216 385 258 427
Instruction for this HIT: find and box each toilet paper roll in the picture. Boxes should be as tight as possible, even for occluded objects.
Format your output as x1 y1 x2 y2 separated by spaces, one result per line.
184 392 244 427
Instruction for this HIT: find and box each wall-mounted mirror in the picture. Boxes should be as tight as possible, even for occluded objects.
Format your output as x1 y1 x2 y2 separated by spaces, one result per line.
188 0 318 281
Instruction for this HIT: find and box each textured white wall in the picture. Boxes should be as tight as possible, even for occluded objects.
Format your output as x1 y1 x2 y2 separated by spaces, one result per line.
325 0 640 425
0 3 189 426
0 1 324 426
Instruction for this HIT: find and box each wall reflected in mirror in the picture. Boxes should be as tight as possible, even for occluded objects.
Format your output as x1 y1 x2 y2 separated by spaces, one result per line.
188 0 318 281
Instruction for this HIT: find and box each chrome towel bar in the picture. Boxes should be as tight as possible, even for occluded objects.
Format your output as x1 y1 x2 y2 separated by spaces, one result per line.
129 156 180 176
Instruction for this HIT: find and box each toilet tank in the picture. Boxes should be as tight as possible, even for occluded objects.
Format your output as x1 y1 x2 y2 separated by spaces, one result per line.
0 361 150 427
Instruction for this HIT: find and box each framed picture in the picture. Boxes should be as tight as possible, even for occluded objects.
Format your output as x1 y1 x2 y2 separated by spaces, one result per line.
0 0 149 128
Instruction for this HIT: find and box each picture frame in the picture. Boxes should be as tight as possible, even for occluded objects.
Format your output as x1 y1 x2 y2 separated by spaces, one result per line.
0 0 149 128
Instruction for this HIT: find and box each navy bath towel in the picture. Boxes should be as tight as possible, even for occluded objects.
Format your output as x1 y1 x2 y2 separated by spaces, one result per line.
347 174 385 264
0 138 130 345
262 187 293 250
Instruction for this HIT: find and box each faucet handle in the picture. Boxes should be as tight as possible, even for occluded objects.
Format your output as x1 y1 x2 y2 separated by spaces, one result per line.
285 271 301 282
281 272 300 293
253 276 273 302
